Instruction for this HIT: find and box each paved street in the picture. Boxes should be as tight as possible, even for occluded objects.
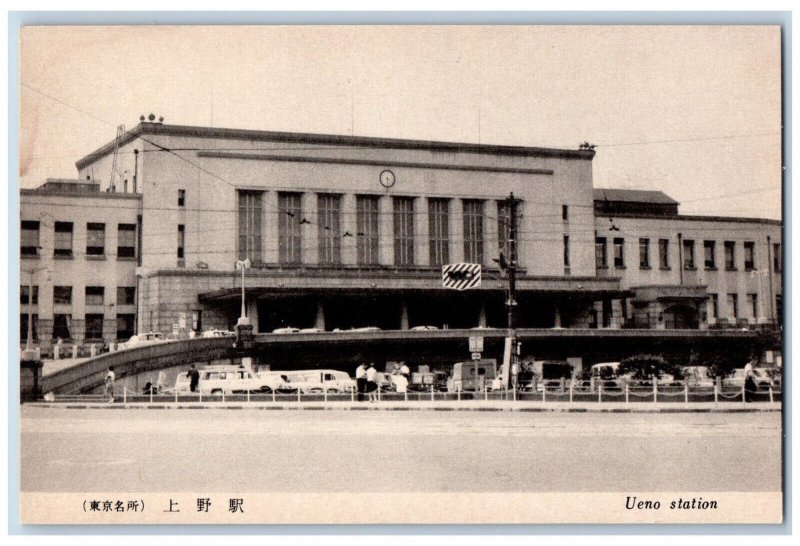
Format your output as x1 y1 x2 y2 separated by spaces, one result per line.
21 407 781 493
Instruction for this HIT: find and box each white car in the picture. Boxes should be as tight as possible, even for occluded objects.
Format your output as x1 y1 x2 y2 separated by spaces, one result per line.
174 365 287 395
118 332 167 350
201 329 235 338
277 369 356 393
272 327 300 334
299 328 324 333
410 325 439 331
350 326 381 332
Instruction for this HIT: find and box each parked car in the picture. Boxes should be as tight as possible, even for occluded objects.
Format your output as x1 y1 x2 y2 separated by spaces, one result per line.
174 365 286 395
118 332 168 350
299 328 324 333
410 325 439 331
351 326 381 332
202 329 235 338
276 369 357 393
272 327 300 334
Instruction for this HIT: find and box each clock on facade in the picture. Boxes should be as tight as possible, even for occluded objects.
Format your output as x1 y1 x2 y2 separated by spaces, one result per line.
379 169 396 188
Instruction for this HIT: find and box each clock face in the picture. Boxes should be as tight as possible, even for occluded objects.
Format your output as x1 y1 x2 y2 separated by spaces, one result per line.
379 169 396 188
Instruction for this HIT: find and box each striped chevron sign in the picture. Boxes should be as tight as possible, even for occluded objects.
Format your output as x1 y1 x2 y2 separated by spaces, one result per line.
442 263 482 290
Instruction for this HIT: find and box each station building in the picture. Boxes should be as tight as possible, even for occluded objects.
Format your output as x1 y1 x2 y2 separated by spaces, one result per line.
19 120 782 365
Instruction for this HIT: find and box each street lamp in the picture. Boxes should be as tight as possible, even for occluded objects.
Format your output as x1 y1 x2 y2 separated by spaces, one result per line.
22 264 48 361
235 259 251 327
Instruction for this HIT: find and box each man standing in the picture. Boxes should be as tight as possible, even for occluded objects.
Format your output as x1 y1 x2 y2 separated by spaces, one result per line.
188 364 200 393
355 362 367 402
104 366 116 402
366 363 379 402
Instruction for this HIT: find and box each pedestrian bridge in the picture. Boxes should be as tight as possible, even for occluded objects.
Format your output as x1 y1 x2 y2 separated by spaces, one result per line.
41 328 762 395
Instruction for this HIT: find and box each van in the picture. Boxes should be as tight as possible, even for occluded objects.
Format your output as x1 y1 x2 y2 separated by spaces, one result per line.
174 365 286 395
278 369 356 393
447 359 497 392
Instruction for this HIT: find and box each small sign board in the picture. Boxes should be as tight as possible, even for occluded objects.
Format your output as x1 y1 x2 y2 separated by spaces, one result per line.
469 336 484 352
471 352 482 361
442 263 482 290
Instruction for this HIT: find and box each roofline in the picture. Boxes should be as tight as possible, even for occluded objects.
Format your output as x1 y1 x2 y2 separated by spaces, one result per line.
75 122 596 170
595 210 781 226
593 188 679 205
20 188 143 200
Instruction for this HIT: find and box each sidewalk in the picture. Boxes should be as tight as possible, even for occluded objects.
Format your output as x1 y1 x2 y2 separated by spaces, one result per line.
28 399 781 413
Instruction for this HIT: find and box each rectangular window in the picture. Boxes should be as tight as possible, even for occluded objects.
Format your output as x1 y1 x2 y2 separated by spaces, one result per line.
682 239 695 270
709 294 719 320
117 286 136 306
52 314 72 340
393 197 415 266
639 238 650 269
356 195 380 265
704 240 716 269
463 200 484 264
747 293 758 319
563 235 570 267
53 286 72 305
497 200 511 259
562 205 569 222
278 192 302 264
595 237 608 268
117 224 136 258
85 314 104 340
54 222 74 257
86 222 105 256
613 238 625 268
237 191 263 261
178 189 185 207
177 225 185 260
317 194 341 264
85 286 105 306
20 313 38 342
21 285 39 305
659 238 670 269
773 243 782 272
21 220 40 257
724 241 736 270
744 241 755 270
428 198 450 266
116 314 135 341
727 293 739 320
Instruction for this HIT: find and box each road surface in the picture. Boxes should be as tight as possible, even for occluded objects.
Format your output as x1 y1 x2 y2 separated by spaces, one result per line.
20 407 781 493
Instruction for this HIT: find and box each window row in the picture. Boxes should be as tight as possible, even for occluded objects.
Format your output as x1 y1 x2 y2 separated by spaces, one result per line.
237 192 517 267
707 292 764 321
596 237 781 273
21 221 137 259
21 313 136 342
22 286 136 306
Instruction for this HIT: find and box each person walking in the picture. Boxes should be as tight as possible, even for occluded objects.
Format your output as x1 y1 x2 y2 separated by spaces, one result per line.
366 363 379 402
188 364 200 393
355 362 367 402
104 366 116 402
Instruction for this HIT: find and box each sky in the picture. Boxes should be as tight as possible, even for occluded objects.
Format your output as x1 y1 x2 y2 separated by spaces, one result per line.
19 25 783 219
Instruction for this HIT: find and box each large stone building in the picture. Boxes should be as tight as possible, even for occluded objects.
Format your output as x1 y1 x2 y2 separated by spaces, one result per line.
19 120 782 365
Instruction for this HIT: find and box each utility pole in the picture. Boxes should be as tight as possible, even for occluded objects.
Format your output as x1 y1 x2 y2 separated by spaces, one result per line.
499 193 521 394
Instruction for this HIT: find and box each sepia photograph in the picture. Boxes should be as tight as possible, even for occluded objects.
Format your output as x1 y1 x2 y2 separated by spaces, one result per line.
13 20 784 526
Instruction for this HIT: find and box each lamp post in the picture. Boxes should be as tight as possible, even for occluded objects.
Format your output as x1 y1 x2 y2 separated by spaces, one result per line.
22 264 48 360
235 259 251 326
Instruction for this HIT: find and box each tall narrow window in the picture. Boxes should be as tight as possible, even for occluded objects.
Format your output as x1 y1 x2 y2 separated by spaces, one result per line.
52 314 72 340
497 200 511 258
724 241 736 270
117 287 136 305
704 240 716 269
682 239 695 270
563 235 570 267
744 241 755 270
595 237 608 268
177 225 185 260
659 238 670 269
428 198 450 266
317 194 341 265
356 195 380 265
21 285 39 305
773 243 782 272
393 197 415 266
21 220 40 257
562 205 569 222
727 293 739 321
748 293 758 319
237 191 263 261
54 222 73 257
86 223 105 256
278 193 302 264
463 200 484 264
639 238 650 269
53 286 72 305
85 314 104 340
85 286 105 306
178 189 186 207
117 224 136 258
20 314 38 342
116 314 135 341
709 294 719 320
613 238 625 268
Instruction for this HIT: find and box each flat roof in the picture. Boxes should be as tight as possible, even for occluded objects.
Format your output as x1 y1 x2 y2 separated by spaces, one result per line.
593 188 679 205
75 122 596 170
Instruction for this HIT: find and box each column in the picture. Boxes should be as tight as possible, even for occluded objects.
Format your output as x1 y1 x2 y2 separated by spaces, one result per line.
610 299 622 329
592 301 603 329
379 195 393 266
415 197 429 267
315 301 326 330
478 302 487 327
553 304 562 328
247 299 259 333
400 301 409 330
263 191 279 264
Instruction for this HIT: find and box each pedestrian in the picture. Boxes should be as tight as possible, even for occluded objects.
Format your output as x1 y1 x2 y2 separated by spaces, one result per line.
355 362 367 401
104 366 116 402
366 363 379 402
400 362 411 382
744 370 757 403
188 364 200 393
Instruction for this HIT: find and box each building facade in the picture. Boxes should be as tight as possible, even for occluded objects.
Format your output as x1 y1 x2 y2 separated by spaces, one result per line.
19 121 782 363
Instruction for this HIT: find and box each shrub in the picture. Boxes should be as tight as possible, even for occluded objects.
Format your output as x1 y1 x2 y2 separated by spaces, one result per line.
618 354 682 380
704 351 749 379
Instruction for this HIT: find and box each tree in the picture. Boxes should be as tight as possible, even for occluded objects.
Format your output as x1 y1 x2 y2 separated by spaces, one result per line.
618 354 682 381
704 350 750 380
